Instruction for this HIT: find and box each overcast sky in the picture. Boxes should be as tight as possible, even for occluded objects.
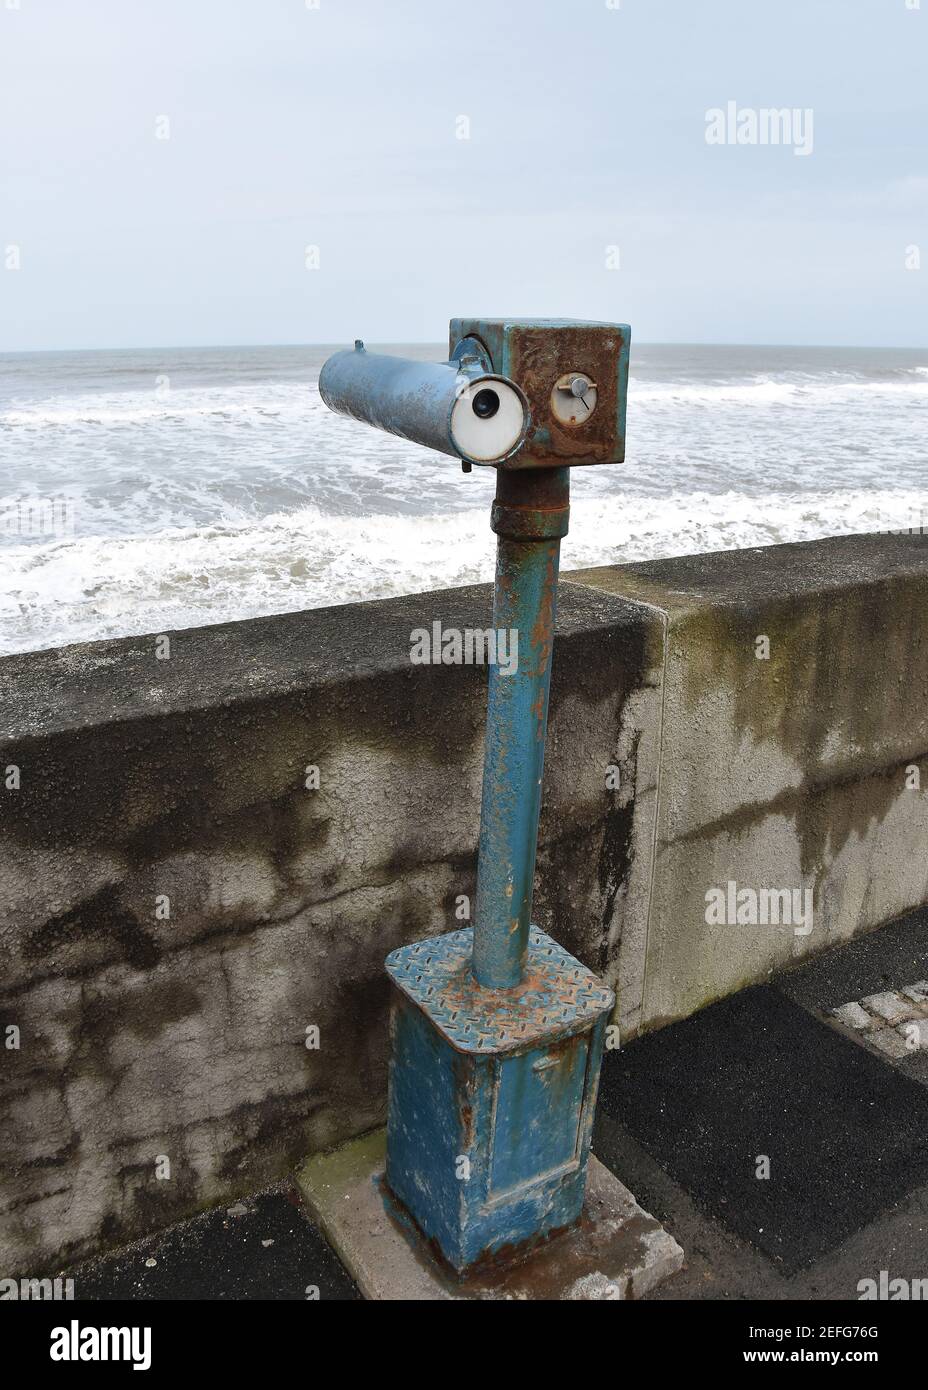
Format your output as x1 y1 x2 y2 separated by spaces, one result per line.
1 0 926 351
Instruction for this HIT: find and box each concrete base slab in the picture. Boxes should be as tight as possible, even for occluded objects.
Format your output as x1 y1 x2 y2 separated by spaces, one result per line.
297 1129 684 1301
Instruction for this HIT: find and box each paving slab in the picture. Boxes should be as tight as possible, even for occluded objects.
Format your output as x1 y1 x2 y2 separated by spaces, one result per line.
861 991 914 1025
897 1018 928 1049
869 1026 912 1059
831 1001 873 1030
297 1129 683 1301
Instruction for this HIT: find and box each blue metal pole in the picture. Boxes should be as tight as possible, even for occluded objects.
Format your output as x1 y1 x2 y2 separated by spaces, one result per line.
472 468 570 989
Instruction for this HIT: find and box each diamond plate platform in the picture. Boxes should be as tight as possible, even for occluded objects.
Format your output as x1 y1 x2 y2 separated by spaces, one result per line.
385 925 615 1053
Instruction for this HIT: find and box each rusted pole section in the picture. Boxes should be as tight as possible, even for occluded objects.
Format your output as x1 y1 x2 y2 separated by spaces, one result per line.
472 467 570 989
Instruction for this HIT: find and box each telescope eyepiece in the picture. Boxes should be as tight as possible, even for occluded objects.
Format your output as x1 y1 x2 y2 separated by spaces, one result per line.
472 388 500 420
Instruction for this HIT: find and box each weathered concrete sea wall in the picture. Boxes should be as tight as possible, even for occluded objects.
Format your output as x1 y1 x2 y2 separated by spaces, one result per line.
570 535 928 1036
2 532 927 1272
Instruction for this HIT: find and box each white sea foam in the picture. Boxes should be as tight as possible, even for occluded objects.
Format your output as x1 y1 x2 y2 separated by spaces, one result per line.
2 345 926 654
3 488 926 656
632 377 928 406
3 370 927 429
0 381 321 429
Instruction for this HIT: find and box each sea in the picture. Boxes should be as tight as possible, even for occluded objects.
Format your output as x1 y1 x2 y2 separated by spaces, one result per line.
1 342 926 656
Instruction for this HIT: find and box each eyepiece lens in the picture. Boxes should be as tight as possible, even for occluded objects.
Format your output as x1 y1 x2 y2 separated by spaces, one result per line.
472 388 500 420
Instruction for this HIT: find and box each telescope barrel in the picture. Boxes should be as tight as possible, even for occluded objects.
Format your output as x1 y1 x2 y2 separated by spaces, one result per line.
319 342 529 465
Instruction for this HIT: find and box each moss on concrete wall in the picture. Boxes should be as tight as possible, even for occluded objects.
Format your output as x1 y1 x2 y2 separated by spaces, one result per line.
569 532 928 1033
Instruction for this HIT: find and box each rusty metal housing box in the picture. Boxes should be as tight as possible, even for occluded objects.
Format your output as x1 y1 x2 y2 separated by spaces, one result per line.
449 318 631 469
384 925 615 1273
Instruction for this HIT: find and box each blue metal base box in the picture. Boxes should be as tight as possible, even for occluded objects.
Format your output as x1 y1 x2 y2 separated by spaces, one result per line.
384 926 615 1274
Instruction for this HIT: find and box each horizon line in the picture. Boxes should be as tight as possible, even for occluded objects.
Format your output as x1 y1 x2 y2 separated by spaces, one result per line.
2 339 927 358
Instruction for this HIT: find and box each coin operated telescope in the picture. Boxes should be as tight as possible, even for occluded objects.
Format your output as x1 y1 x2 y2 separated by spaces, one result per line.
320 318 631 1272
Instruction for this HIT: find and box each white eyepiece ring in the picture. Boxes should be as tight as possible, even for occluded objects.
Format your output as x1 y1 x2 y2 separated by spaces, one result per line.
450 376 529 463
